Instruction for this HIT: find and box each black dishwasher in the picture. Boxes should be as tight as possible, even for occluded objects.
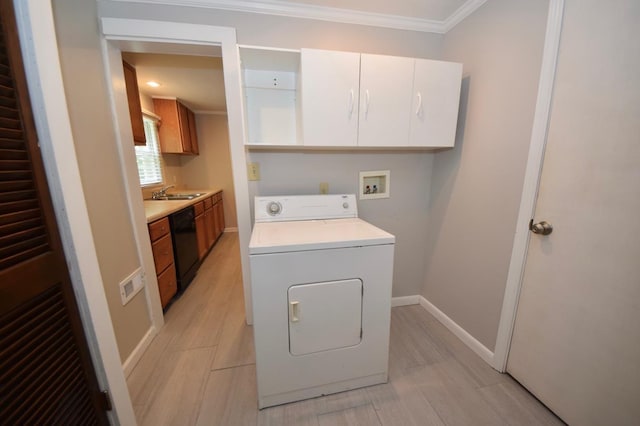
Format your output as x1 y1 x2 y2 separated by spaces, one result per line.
169 206 199 291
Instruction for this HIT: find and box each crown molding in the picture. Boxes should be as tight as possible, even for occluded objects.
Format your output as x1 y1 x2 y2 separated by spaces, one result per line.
111 0 487 34
442 0 488 32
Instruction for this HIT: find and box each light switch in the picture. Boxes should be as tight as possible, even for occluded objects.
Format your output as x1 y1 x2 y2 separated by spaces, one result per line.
248 162 261 181
319 182 329 194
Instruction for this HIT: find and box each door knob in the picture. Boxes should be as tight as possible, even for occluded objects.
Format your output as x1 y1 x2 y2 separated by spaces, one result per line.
530 220 553 235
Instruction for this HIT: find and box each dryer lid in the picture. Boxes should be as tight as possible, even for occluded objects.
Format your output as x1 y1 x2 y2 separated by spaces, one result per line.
249 218 395 254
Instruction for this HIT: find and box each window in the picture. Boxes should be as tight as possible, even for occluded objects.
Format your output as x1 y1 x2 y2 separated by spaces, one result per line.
135 115 164 186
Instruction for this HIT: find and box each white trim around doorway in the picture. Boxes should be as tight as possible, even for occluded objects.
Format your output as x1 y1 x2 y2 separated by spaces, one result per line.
98 18 254 330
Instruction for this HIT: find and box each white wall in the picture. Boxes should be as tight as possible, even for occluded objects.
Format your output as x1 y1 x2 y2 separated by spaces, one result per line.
422 0 549 351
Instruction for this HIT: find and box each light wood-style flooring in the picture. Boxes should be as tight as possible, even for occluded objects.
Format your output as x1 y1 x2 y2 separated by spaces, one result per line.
127 232 563 425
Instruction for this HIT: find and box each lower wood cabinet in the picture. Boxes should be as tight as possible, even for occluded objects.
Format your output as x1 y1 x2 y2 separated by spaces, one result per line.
213 193 225 239
194 191 224 260
148 217 177 309
156 263 177 308
194 201 208 260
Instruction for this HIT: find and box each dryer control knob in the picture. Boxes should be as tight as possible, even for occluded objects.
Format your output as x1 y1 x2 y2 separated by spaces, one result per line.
343 202 349 209
267 201 282 216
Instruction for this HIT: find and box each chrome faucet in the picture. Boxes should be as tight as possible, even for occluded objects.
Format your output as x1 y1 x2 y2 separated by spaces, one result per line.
152 184 175 199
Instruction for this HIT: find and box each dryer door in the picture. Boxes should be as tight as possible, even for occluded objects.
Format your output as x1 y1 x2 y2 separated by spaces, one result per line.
288 279 362 355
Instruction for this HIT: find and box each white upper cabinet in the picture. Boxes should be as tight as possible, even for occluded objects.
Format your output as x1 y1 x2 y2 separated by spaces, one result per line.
358 54 415 147
301 49 360 147
409 59 463 147
243 47 462 149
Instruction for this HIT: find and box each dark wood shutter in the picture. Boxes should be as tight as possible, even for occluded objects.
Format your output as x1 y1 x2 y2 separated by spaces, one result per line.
0 1 109 424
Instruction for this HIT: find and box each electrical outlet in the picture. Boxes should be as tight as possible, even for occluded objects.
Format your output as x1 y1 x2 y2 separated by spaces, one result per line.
119 269 144 305
248 162 261 181
319 182 329 194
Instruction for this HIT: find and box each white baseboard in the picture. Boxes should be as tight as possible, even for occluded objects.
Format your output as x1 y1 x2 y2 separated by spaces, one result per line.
391 295 420 307
391 294 495 367
417 295 494 366
122 326 156 378
224 227 238 232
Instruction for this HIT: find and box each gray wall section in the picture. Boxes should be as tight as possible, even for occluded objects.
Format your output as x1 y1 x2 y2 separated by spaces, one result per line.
52 0 151 362
248 151 434 297
422 0 549 351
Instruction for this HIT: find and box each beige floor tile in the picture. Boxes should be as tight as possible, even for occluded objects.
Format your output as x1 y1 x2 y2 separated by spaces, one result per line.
195 364 258 426
409 359 508 426
479 380 565 425
137 347 216 426
210 280 255 370
317 403 381 426
366 378 445 426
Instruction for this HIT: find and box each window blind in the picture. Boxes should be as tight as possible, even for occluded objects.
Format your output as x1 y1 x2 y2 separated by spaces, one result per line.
135 115 163 186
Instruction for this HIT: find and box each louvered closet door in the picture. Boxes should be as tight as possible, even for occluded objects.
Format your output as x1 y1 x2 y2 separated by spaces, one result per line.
0 1 108 424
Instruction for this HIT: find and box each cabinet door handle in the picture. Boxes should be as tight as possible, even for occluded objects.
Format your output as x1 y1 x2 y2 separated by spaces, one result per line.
364 89 370 118
348 89 355 117
415 92 423 116
289 301 299 322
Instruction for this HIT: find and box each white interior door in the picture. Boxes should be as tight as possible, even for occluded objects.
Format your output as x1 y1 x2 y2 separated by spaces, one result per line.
507 2 640 425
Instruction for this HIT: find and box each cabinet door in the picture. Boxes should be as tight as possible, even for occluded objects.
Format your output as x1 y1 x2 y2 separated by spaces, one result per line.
205 206 215 248
300 49 360 147
157 263 177 308
409 59 462 147
187 108 199 154
122 60 146 145
358 54 414 147
195 213 207 260
216 199 225 236
153 98 182 153
177 101 192 152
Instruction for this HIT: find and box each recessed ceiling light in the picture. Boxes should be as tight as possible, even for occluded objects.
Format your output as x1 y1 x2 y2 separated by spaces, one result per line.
146 81 161 88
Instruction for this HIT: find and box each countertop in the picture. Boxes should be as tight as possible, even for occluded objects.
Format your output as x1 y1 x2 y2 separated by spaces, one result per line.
144 189 222 223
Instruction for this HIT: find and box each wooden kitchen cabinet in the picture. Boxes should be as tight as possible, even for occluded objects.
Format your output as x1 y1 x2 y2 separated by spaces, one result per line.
186 108 199 155
194 201 208 260
198 191 225 255
213 192 225 240
152 98 199 154
204 196 215 248
122 60 146 145
148 217 177 309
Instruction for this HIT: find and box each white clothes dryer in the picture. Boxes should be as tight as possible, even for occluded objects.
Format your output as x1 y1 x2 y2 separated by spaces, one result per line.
249 194 395 408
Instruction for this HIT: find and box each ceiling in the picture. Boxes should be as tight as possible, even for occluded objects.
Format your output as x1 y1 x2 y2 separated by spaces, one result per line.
121 51 227 113
118 0 486 112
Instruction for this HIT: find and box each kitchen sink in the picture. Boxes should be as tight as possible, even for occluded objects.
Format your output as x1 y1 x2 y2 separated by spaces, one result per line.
152 193 204 200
